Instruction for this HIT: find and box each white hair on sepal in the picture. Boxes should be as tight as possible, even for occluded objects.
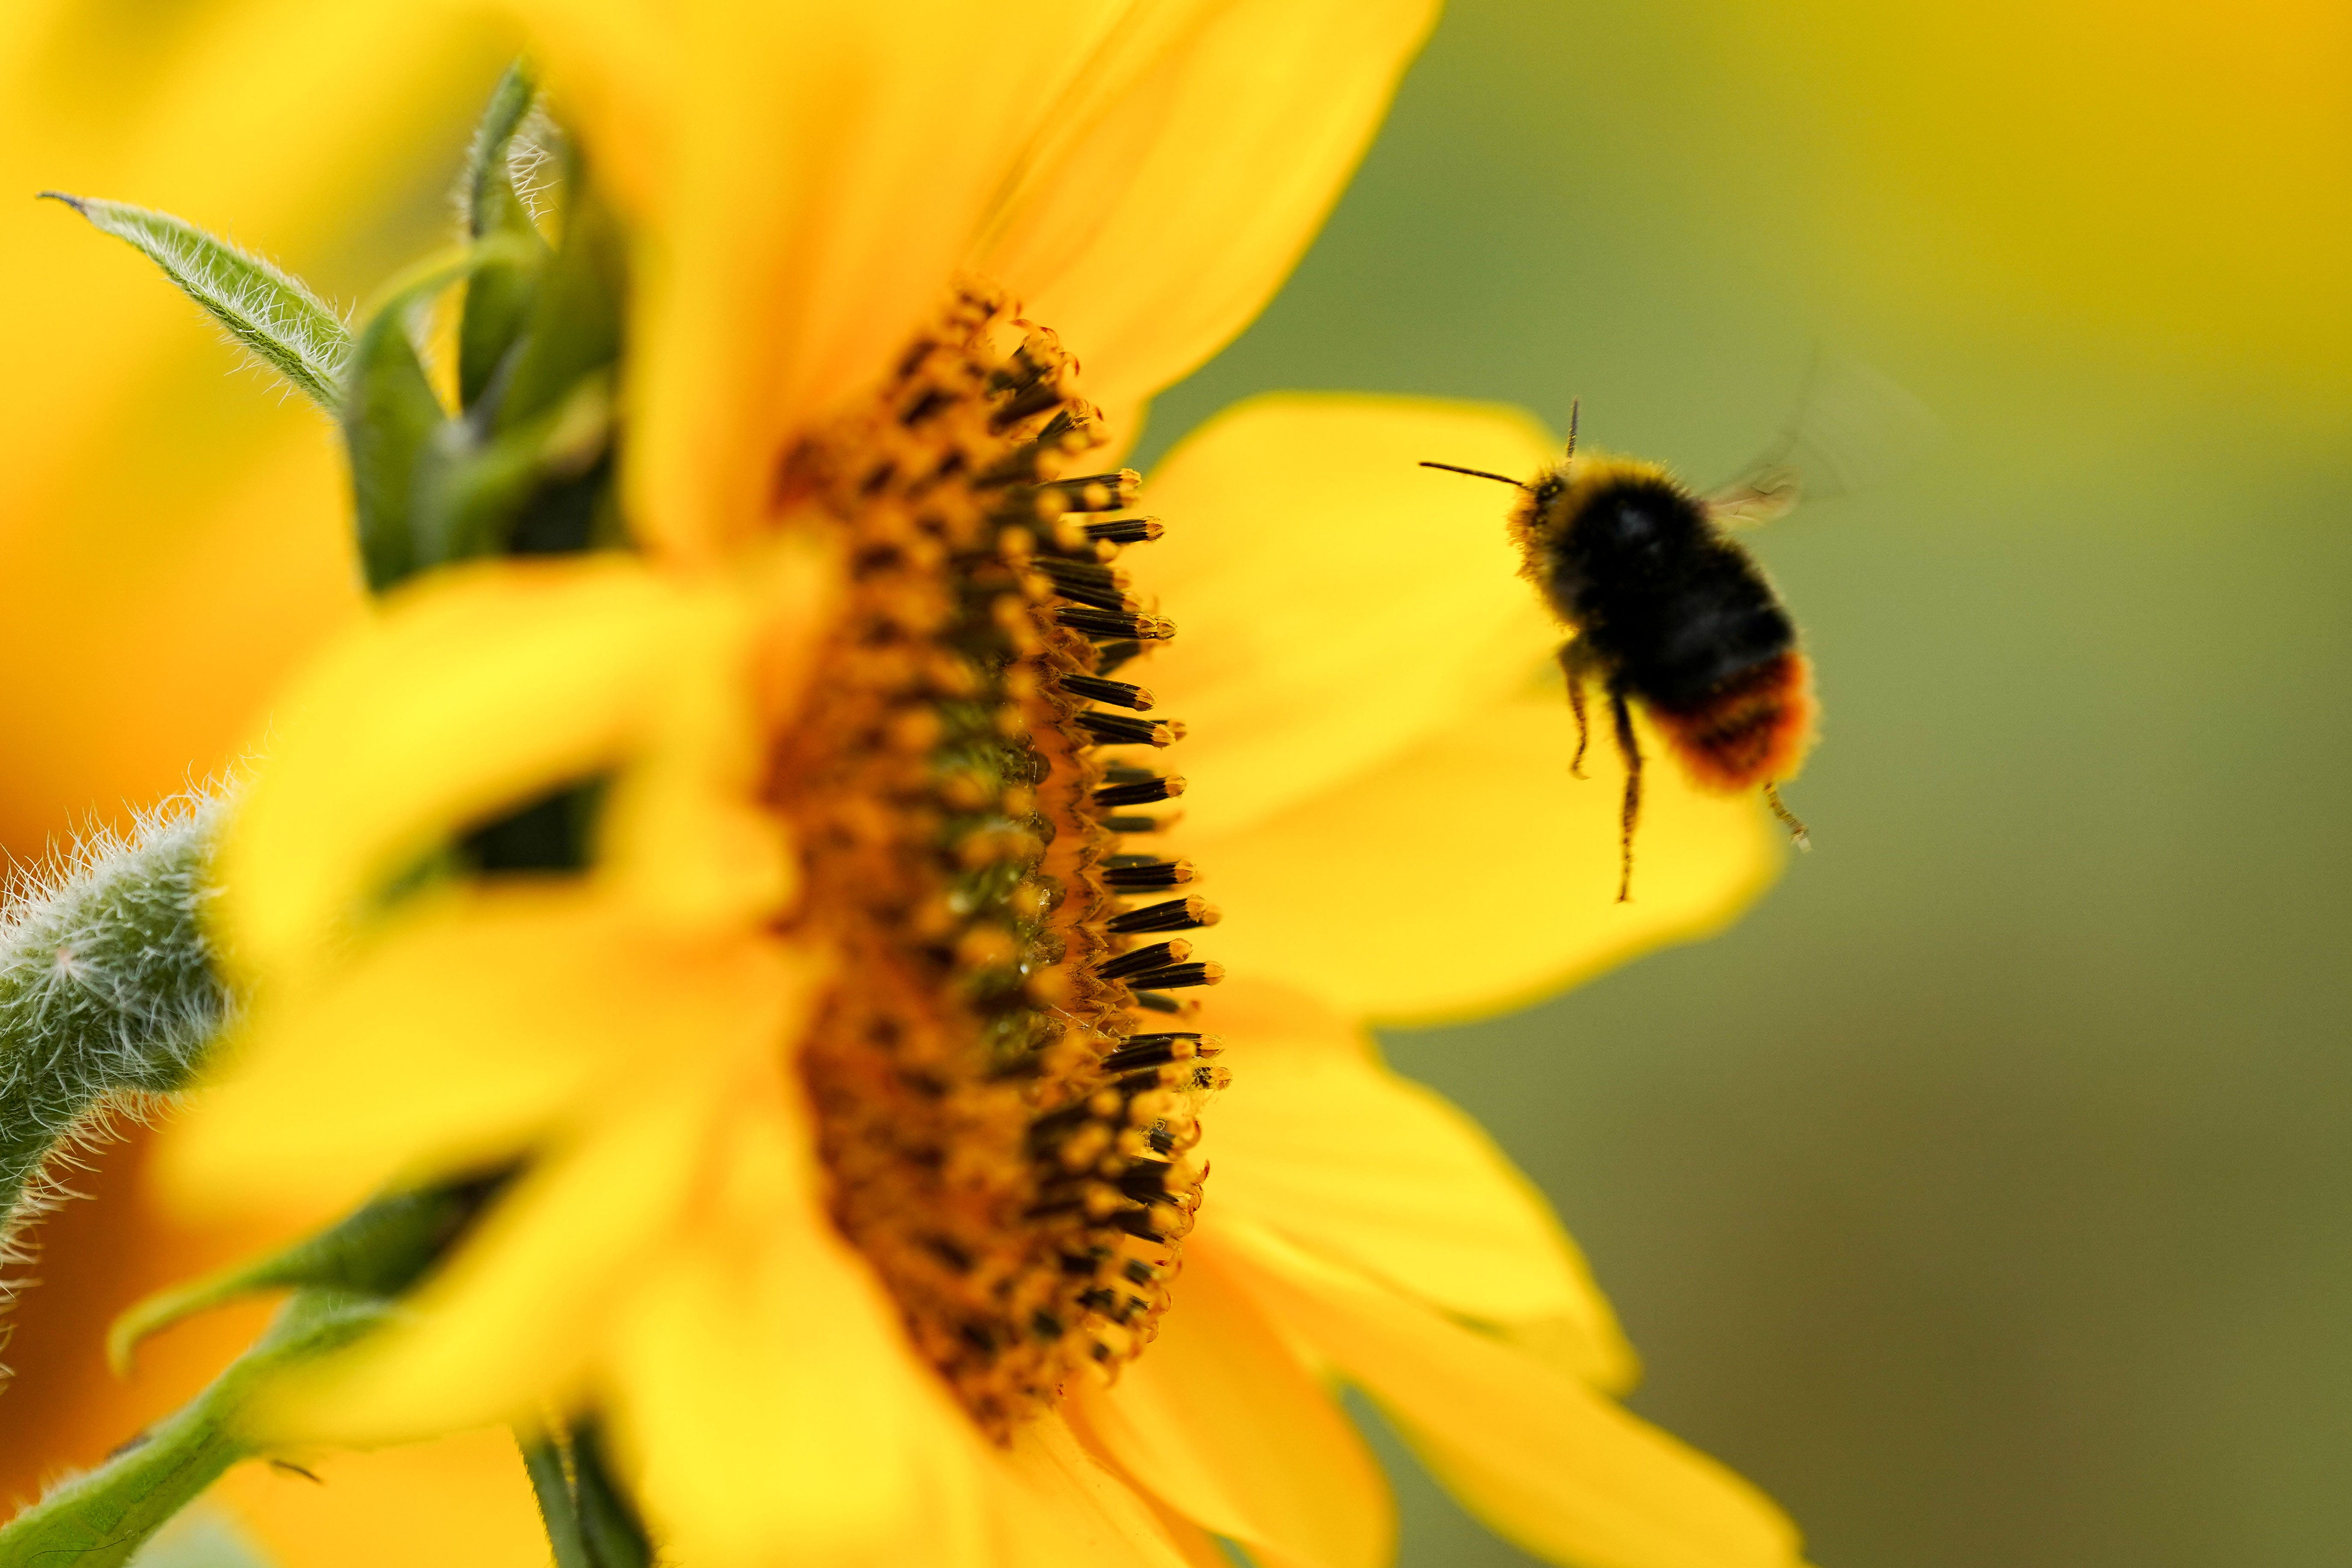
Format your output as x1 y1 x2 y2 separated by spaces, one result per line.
505 103 568 228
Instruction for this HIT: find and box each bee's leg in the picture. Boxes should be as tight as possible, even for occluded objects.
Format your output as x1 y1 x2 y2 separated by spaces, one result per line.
1557 639 1597 778
1610 685 1643 903
1764 783 1811 850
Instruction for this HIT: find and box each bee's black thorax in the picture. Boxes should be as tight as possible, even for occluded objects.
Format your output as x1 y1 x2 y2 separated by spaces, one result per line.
1532 472 1795 711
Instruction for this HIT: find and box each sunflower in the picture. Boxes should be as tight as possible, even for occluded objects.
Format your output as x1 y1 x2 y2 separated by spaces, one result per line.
62 3 1798 1565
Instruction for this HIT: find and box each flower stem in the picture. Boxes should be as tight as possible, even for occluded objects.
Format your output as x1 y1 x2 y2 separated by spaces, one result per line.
517 1418 652 1568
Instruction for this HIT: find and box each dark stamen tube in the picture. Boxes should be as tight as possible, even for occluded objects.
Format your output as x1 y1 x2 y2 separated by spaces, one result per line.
1100 1034 1216 1073
1043 578 1138 613
1035 557 1126 592
1099 941 1191 981
1083 517 1164 544
1102 858 1194 890
1106 897 1217 933
1040 470 1141 511
1055 606 1174 641
990 376 1066 428
1062 675 1154 711
1093 773 1184 806
1076 711 1173 747
1118 962 1223 992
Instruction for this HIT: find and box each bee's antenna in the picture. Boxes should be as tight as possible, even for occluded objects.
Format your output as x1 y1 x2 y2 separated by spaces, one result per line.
1418 461 1532 491
1565 398 1581 462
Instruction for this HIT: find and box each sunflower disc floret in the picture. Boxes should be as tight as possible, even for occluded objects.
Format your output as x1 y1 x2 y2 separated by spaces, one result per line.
776 288 1225 1435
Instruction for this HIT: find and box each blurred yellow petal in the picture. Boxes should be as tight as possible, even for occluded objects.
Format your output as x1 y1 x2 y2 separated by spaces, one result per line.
1218 1223 1809 1568
215 1426 544 1568
1191 695 1779 1021
169 890 608 1226
1125 1490 1244 1568
501 0 672 213
1199 978 1634 1387
165 889 800 1230
992 1414 1198 1568
1140 394 1560 839
981 0 1439 410
219 927 810 1446
595 537 840 933
617 0 1128 558
1078 1239 1390 1568
254 1077 722 1445
613 1200 990 1568
222 556 781 975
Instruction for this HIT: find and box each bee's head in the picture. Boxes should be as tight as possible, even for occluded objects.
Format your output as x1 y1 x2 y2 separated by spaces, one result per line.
1516 452 1690 549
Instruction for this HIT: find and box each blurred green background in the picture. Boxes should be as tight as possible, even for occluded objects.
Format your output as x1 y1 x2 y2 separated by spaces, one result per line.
1141 1 2352 1565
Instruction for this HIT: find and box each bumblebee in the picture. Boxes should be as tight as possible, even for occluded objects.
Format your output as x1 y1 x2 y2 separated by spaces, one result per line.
1426 407 1816 902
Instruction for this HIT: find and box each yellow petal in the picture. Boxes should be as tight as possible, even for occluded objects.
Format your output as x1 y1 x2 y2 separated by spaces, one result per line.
213 927 811 1446
991 1414 1200 1568
611 1187 990 1568
251 1074 723 1445
1121 1485 1247 1568
615 0 1129 558
1216 1223 1810 1568
215 1426 545 1568
502 0 673 215
1199 979 1634 1388
221 556 778 976
1188 694 1780 1022
163 890 798 1230
594 537 841 933
1077 1239 1391 1568
1138 394 1561 839
981 0 1441 410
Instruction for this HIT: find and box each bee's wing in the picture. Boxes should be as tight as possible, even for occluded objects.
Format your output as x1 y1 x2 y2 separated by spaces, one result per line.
1707 353 1942 523
1704 463 1803 529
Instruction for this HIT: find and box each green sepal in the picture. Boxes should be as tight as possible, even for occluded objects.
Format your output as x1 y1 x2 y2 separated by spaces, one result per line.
518 1420 652 1568
40 194 350 411
458 62 553 410
109 1179 502 1375
342 253 465 591
411 373 612 569
0 1290 390 1568
341 241 530 592
498 182 626 434
520 1436 592 1568
569 1423 653 1568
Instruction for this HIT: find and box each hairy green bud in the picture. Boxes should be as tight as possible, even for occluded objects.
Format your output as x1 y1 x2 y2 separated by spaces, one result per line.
0 791 231 1261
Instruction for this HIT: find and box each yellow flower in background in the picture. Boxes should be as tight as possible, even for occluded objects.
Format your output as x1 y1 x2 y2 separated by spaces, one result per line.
4 1 1784 1565
0 4 517 851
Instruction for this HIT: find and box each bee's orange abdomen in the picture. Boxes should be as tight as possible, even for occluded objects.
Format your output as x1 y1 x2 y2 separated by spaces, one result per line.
1650 652 1816 793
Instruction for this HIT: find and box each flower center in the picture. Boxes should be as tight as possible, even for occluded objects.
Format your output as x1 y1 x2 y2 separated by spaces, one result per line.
771 288 1223 1437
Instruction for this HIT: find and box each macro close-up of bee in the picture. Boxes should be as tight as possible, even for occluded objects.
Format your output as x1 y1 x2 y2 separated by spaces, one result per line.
1427 408 1817 902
